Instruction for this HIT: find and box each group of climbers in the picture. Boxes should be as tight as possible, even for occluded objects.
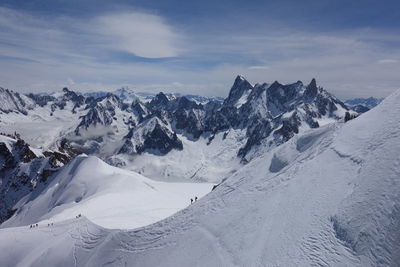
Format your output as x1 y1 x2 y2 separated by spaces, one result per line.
28 213 82 229
190 196 198 204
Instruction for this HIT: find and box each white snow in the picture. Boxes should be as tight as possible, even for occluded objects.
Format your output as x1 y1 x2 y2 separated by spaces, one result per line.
234 89 251 108
112 128 246 183
0 134 16 151
0 103 84 150
2 155 213 230
1 88 400 266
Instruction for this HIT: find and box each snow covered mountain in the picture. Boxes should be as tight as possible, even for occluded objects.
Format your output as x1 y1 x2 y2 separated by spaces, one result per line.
345 97 384 113
1 155 213 229
0 76 350 182
0 133 80 223
0 87 35 115
0 85 399 266
84 87 224 104
119 117 183 155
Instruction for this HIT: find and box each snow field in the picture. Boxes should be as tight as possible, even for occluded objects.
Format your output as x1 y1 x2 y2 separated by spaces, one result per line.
2 155 214 230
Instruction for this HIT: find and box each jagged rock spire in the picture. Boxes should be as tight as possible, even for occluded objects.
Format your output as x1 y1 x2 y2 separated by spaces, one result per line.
224 75 253 106
304 78 318 99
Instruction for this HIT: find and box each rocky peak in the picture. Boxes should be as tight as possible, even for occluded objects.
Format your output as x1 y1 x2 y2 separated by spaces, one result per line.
130 100 148 124
224 75 253 106
0 134 80 223
169 96 202 111
74 93 123 134
119 117 183 155
46 87 85 113
62 87 84 103
345 97 383 111
103 93 122 108
26 93 56 107
150 92 169 108
266 81 302 97
265 81 303 116
0 87 33 115
303 78 318 100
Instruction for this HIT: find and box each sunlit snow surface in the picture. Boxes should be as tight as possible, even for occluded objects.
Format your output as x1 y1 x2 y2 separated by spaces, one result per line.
1 155 213 230
0 102 84 150
1 89 400 266
113 128 245 183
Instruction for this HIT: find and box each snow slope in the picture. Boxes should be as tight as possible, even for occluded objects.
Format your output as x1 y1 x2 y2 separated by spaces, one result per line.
1 155 213 230
111 128 245 183
0 89 399 266
0 102 84 150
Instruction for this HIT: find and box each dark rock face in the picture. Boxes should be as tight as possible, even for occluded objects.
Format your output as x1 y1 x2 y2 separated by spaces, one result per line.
15 139 38 163
220 77 347 159
142 125 183 154
223 75 253 106
168 97 205 139
345 97 383 114
48 88 86 113
148 92 170 110
26 94 56 107
266 81 303 116
62 88 84 103
351 104 370 113
76 105 114 133
173 109 204 138
273 113 301 144
75 93 123 134
238 118 273 158
0 137 38 173
119 118 183 155
345 97 383 110
0 87 33 115
0 134 80 223
26 88 87 114
131 101 148 124
304 78 318 100
62 88 85 113
0 143 16 170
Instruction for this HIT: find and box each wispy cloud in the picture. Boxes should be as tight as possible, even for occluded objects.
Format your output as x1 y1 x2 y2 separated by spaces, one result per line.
248 66 270 70
95 13 181 58
0 6 186 91
378 59 398 64
0 7 182 61
0 6 400 99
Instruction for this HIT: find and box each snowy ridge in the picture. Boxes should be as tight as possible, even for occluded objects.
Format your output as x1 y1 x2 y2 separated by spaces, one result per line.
0 133 80 223
0 87 35 115
0 88 399 266
1 155 213 229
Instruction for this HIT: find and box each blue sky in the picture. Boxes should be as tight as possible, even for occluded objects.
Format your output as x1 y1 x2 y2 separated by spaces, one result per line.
0 0 399 99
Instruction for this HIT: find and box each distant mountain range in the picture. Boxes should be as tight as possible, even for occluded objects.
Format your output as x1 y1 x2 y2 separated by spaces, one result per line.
0 79 398 267
345 97 383 113
83 87 224 104
0 76 357 212
0 76 350 163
